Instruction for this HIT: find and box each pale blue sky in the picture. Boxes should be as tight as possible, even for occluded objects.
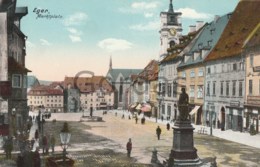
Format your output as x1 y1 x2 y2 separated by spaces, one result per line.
17 0 239 81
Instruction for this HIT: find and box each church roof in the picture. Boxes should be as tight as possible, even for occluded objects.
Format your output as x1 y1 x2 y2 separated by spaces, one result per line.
106 69 142 82
205 0 260 62
178 13 230 68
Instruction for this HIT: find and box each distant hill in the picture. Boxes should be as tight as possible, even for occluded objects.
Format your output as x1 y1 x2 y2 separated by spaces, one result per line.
39 80 53 85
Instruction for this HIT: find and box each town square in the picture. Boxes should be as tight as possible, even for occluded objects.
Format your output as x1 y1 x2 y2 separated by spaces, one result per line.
0 0 260 166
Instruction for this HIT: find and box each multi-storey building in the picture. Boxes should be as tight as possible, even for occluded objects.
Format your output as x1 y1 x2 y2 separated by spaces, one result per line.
160 27 201 121
204 0 260 131
27 85 64 112
0 0 29 137
243 23 260 133
64 76 114 111
158 0 182 121
177 14 230 125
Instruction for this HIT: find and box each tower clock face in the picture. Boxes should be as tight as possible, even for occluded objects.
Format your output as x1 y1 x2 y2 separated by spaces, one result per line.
169 28 177 36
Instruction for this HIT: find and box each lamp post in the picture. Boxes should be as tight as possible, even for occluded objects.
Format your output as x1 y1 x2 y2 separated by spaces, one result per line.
11 108 16 136
210 105 214 136
60 122 71 166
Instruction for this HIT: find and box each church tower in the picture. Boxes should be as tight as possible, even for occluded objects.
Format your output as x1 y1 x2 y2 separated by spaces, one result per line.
159 0 182 60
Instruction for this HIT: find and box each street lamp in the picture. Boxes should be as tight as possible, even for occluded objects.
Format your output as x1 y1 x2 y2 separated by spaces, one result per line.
60 122 71 166
210 105 215 136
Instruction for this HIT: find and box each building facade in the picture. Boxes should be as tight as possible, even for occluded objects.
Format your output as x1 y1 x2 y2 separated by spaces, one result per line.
0 0 29 137
243 23 260 133
204 0 260 131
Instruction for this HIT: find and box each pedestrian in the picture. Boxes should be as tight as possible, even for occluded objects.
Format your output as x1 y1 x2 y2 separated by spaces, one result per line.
141 117 145 124
17 154 24 167
161 116 164 122
135 116 138 124
122 114 125 119
34 129 39 140
90 105 93 117
50 134 56 153
166 123 170 131
128 115 131 120
156 126 162 140
3 136 13 159
42 135 48 154
126 138 132 157
115 112 117 117
33 147 41 167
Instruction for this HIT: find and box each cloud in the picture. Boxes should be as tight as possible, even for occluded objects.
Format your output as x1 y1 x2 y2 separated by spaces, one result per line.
119 1 160 16
69 35 82 42
130 20 159 31
26 41 35 48
40 39 52 46
66 28 83 43
176 8 213 19
144 12 154 18
63 12 88 26
98 38 133 51
131 2 160 10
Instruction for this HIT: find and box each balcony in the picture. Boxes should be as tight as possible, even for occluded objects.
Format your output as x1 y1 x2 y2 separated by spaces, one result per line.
246 96 260 107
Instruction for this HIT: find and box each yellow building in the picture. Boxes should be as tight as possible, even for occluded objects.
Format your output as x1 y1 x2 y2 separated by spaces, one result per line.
243 23 260 133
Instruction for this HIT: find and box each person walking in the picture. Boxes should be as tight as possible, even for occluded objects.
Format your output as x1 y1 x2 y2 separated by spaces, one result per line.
50 134 56 153
156 126 162 140
42 135 48 154
135 116 138 124
166 123 170 131
126 138 132 157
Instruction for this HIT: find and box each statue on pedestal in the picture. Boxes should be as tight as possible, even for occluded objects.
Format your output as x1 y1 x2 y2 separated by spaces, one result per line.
178 88 189 121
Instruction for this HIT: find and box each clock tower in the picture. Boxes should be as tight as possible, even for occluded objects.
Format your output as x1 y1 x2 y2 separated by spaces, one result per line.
159 0 182 60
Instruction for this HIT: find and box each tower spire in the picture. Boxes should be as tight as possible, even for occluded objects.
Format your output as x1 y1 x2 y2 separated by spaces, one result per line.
168 0 173 13
109 56 112 70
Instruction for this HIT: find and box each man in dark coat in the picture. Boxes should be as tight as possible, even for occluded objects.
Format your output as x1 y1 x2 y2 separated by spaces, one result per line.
156 126 162 140
126 138 132 157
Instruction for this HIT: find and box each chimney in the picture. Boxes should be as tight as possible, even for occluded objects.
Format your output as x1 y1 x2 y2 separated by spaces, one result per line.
214 15 220 23
196 21 204 31
189 25 196 33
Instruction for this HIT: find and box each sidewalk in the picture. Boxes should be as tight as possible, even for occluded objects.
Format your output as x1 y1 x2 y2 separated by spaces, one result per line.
113 109 260 149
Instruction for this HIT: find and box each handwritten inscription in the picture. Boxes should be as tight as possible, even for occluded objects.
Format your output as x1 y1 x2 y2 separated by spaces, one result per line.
33 8 63 20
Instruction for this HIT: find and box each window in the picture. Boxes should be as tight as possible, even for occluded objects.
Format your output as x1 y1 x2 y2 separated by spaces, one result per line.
162 105 165 114
213 82 216 95
226 82 230 96
197 86 203 98
162 83 166 96
12 74 22 88
198 68 204 77
167 84 172 97
190 86 195 98
233 63 237 71
23 75 27 88
250 54 254 67
167 105 171 116
214 66 217 73
222 64 225 72
190 70 195 78
232 81 236 96
220 82 224 95
173 82 177 97
182 71 186 78
207 82 210 95
249 80 253 95
227 64 231 72
207 67 211 74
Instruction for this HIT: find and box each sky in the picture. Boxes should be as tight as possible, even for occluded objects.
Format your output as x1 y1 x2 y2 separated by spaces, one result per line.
17 0 239 81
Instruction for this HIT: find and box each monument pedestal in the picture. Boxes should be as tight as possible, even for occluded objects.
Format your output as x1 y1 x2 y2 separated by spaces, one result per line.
169 120 202 166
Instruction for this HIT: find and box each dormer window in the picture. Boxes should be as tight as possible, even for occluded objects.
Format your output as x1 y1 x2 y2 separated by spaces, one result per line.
210 28 215 35
198 43 203 49
207 40 212 47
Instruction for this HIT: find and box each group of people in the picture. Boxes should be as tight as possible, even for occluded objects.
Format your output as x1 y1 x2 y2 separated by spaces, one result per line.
33 129 56 154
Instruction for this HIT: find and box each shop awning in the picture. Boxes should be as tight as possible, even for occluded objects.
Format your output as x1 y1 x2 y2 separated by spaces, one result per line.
189 105 200 115
141 104 151 112
135 104 142 110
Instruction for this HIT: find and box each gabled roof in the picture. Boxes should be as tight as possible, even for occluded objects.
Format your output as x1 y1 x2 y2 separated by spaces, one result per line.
205 0 260 61
64 76 113 93
106 69 142 82
161 26 204 63
137 60 159 81
243 23 260 49
178 13 230 68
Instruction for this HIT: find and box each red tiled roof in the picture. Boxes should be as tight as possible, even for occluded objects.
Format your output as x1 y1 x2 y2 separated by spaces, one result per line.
64 76 113 93
205 0 260 61
28 85 63 95
135 60 158 82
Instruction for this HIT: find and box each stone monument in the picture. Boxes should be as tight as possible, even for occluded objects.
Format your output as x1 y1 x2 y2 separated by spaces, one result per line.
168 88 201 166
